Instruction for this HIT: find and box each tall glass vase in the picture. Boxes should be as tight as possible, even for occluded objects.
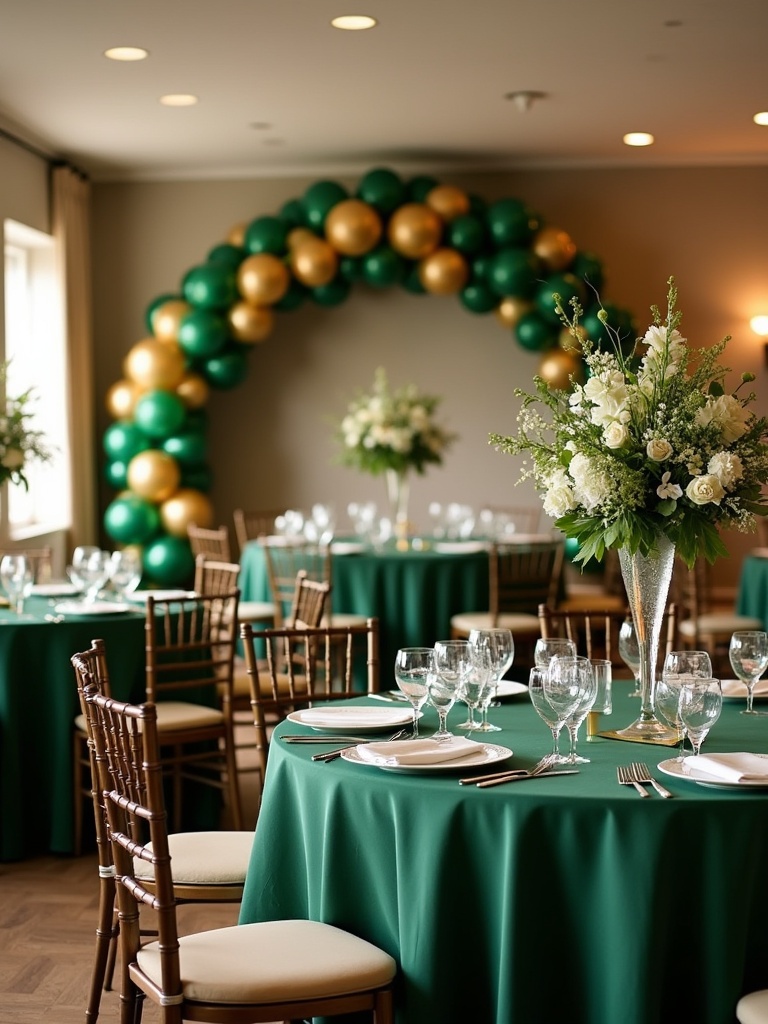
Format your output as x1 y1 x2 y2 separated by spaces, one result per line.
617 534 679 741
385 467 411 541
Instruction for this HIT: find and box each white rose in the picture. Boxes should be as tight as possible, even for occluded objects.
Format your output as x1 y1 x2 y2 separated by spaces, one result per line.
603 422 629 449
707 451 743 488
542 469 575 518
685 474 725 506
646 438 673 462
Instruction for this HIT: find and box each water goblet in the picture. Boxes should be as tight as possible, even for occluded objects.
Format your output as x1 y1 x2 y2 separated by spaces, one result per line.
618 616 642 696
533 636 577 671
468 627 514 729
456 644 494 732
108 548 143 601
660 649 713 758
79 549 112 604
430 640 470 741
729 631 768 715
0 554 32 614
528 666 569 767
562 657 598 764
678 676 722 757
394 647 433 739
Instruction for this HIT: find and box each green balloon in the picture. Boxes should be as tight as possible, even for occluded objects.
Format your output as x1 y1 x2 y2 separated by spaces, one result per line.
401 264 427 295
311 277 351 307
488 248 538 298
356 167 406 215
571 252 604 294
207 243 245 270
460 282 497 314
362 245 406 288
407 175 439 202
469 194 487 218
581 302 637 352
105 459 128 489
274 278 308 312
280 198 306 227
104 494 161 545
515 311 559 352
182 264 238 310
181 465 213 492
339 256 364 283
203 348 249 389
134 390 187 440
103 421 151 462
302 180 348 231
536 273 586 325
486 198 539 248
472 255 493 283
243 215 289 255
447 214 488 255
178 309 228 359
161 429 208 467
145 292 181 334
142 534 195 588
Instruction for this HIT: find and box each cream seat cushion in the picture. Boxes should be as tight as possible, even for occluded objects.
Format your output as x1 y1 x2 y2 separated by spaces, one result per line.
76 701 224 734
450 611 541 636
678 613 763 637
238 600 276 623
737 990 768 1024
136 918 396 1004
134 830 253 885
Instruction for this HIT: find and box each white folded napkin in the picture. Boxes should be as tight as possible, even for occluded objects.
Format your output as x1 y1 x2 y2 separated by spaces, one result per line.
298 707 408 727
684 752 768 782
721 678 768 698
356 736 484 766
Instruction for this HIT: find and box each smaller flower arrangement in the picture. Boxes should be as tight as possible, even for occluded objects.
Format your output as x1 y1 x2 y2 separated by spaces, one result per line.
489 277 768 568
337 367 456 476
0 367 52 488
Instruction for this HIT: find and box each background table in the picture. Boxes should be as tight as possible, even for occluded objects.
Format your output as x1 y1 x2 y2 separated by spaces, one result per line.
239 686 768 1024
737 552 768 629
239 540 490 680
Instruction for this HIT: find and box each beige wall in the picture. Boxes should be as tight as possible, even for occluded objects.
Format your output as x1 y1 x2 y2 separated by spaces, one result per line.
91 166 768 588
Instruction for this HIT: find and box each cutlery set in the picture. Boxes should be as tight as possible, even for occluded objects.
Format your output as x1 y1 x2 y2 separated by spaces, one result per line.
617 762 673 798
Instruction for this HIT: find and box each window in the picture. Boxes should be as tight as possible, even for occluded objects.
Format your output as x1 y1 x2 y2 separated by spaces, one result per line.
3 219 71 539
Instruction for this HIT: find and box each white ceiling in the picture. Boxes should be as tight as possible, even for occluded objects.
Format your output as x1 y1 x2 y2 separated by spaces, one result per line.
0 0 766 182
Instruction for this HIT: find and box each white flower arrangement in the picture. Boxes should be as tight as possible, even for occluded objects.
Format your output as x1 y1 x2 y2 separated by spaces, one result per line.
337 367 456 476
489 277 768 568
0 368 51 488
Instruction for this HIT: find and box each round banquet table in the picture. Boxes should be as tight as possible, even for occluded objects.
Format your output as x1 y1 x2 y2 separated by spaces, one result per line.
737 552 768 630
238 539 490 680
239 685 768 1024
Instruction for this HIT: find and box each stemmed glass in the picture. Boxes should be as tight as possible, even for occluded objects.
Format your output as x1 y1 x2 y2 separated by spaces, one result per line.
562 657 598 764
394 647 433 739
78 549 112 604
678 676 722 757
729 631 768 715
534 636 577 671
456 644 494 732
618 616 642 696
108 549 142 601
544 655 593 758
467 627 514 730
0 554 32 614
429 640 470 741
658 650 713 759
528 666 569 767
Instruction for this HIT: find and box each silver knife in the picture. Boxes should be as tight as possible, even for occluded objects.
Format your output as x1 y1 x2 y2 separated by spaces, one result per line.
280 734 372 743
476 769 580 789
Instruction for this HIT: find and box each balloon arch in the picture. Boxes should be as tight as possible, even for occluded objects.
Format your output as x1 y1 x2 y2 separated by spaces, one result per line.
101 166 635 587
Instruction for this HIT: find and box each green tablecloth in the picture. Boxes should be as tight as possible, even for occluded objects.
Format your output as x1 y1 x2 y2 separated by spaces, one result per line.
0 595 147 860
239 540 490 681
239 686 768 1024
737 553 768 629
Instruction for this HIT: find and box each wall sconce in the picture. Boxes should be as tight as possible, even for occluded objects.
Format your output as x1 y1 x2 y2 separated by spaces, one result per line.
750 315 768 367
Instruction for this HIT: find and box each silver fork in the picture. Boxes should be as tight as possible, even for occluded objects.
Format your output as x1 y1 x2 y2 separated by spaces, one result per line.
630 762 674 799
311 727 411 762
617 764 649 797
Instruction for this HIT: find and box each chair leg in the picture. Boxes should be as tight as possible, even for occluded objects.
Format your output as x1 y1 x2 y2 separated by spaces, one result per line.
72 732 85 858
86 872 117 1023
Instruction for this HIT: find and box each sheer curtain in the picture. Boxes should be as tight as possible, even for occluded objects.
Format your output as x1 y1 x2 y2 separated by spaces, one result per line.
51 164 97 547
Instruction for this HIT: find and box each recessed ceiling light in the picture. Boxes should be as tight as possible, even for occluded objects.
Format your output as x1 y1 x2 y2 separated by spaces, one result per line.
623 132 655 147
331 14 377 30
753 112 768 126
160 94 198 107
104 46 148 62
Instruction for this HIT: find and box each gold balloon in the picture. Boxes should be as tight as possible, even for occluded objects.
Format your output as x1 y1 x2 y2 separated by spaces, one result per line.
559 324 587 354
388 203 442 259
227 222 246 247
228 300 274 344
287 227 318 250
425 184 470 223
160 488 214 537
124 338 186 391
532 226 577 272
106 378 141 420
538 349 584 390
237 253 290 305
127 449 181 503
418 248 469 295
152 299 192 342
176 371 210 410
290 237 339 287
495 297 533 329
324 199 382 256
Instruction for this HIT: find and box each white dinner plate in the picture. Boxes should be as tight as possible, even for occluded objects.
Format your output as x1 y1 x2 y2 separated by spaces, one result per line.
657 756 768 790
285 706 418 733
721 678 768 700
30 582 80 597
54 600 131 616
126 589 195 603
330 541 365 555
495 680 528 699
433 541 487 554
341 741 514 774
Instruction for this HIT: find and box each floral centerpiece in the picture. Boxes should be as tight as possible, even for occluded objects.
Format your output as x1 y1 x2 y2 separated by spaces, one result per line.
337 367 456 529
489 277 768 740
0 367 51 488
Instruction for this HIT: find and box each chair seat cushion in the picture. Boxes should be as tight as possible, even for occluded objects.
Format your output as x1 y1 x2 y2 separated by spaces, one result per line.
231 663 308 699
154 702 225 730
135 831 253 885
451 612 541 636
736 989 768 1024
330 612 368 627
136 918 396 1004
238 600 276 623
679 613 763 636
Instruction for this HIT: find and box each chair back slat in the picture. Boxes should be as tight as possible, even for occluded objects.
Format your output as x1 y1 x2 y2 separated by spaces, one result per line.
491 540 565 619
187 523 232 562
233 508 285 553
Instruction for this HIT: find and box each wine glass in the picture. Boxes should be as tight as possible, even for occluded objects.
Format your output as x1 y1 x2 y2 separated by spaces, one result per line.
678 676 722 757
456 644 494 732
660 649 713 759
78 549 112 604
0 554 32 614
562 657 598 764
545 655 593 762
467 627 514 730
618 616 642 696
108 549 142 601
534 636 577 671
394 647 433 738
528 666 569 766
729 631 768 715
429 640 470 741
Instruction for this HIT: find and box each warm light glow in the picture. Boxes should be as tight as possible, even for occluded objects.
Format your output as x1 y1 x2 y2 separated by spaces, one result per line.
159 94 198 107
104 46 148 62
331 14 377 30
753 112 768 126
623 132 654 147
750 315 768 336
